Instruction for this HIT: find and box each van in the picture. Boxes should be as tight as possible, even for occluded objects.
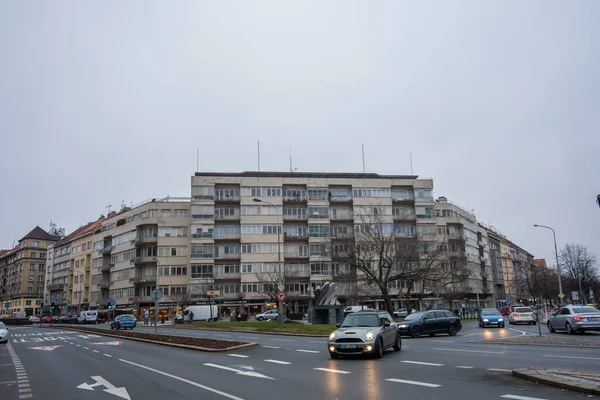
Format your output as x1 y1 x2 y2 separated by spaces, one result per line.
183 305 219 322
78 311 98 324
343 305 375 316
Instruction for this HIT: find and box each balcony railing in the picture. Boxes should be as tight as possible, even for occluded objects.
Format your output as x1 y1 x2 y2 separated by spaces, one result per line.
283 214 308 221
330 213 354 220
84 263 90 271
133 275 157 285
133 256 157 264
101 246 113 255
99 281 110 289
192 233 213 239
214 195 240 202
47 283 66 291
214 253 241 259
213 234 241 240
133 236 158 245
214 214 240 220
100 263 111 272
283 233 309 240
213 273 241 280
415 196 434 202
283 195 307 202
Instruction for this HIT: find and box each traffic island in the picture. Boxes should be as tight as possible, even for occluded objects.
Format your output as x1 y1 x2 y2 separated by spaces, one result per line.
171 321 335 337
475 334 600 348
513 368 600 395
54 326 257 352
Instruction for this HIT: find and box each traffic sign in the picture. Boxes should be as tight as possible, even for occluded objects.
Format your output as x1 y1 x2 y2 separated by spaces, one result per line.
150 290 163 301
51 297 55 303
112 300 116 306
4 302 9 310
558 293 565 298
206 290 220 297
277 292 286 301
571 291 579 301
433 287 442 296
278 283 285 292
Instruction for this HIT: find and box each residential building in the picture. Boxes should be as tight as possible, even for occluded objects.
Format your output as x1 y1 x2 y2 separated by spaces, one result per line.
533 259 547 268
434 197 493 307
90 198 191 320
191 171 435 316
0 227 60 315
486 232 505 302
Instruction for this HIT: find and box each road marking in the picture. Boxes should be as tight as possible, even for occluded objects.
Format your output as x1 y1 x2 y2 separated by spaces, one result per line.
314 367 350 374
500 395 547 400
507 328 530 336
455 366 474 369
0 364 14 366
92 350 100 353
401 361 444 367
262 346 281 349
296 349 320 353
462 332 484 337
19 394 33 399
104 354 113 358
203 363 275 380
120 359 245 399
227 354 249 358
542 355 600 361
0 380 17 384
18 383 30 388
76 344 81 347
487 368 512 372
83 347 90 350
264 359 291 365
385 378 441 388
76 375 131 399
434 348 504 355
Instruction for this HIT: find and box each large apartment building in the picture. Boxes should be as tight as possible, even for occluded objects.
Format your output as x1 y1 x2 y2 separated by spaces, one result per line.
0 227 60 316
89 198 191 319
190 171 436 316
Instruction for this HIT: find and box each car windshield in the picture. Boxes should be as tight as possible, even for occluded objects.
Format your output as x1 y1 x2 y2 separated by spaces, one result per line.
481 309 501 315
341 314 380 327
515 307 533 312
0 322 6 329
120 315 134 319
573 307 600 314
403 312 425 321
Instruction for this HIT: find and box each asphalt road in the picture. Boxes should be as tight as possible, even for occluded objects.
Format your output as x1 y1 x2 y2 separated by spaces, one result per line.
1 323 598 400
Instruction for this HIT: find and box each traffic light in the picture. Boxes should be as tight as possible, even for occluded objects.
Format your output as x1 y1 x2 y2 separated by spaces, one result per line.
51 302 55 310
40 302 43 308
107 303 112 309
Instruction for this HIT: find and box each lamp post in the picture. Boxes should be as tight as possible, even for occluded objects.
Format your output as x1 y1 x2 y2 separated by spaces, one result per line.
253 198 284 326
533 224 564 305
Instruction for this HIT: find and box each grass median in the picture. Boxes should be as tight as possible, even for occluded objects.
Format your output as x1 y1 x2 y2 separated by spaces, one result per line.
182 321 337 336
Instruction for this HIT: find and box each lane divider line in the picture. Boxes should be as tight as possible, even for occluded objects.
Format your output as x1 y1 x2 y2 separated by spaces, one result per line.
385 378 441 388
313 367 350 374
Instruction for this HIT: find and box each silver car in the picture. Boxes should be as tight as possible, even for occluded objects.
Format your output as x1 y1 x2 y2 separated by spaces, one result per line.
0 322 8 343
256 310 278 321
548 305 600 334
327 311 401 359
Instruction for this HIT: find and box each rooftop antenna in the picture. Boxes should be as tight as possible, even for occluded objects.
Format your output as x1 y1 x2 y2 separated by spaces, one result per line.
362 144 366 178
106 204 112 214
410 153 414 175
196 148 199 172
289 144 297 173
257 141 261 179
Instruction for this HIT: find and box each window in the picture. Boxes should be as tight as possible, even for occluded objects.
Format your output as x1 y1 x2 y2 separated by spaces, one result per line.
32 241 39 247
29 263 35 271
352 188 391 198
241 243 277 254
160 266 188 276
74 276 79 284
26 300 31 306
28 287 33 293
241 187 282 197
283 225 307 238
283 188 306 201
307 188 328 201
416 207 435 219
31 252 37 258
191 244 214 259
214 225 241 238
415 189 433 202
75 260 80 268
158 227 188 237
240 205 278 216
38 264 44 271
215 188 239 201
308 206 329 219
310 262 331 275
417 225 437 237
161 209 171 217
81 243 87 251
242 264 253 273
283 207 307 219
309 225 330 238
174 209 189 217
215 207 238 219
28 275 34 282
158 246 188 257
392 189 414 201
191 264 213 278
192 186 215 200
309 243 326 256
192 225 214 239
241 225 279 235
242 283 260 293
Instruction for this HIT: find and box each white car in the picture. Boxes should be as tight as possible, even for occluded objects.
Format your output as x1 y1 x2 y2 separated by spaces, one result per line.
256 310 278 321
0 322 8 343
28 316 40 323
508 307 535 325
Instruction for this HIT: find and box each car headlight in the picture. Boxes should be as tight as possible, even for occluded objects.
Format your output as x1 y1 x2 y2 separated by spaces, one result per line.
498 318 504 322
366 331 375 341
483 319 489 322
329 332 335 341
399 324 407 328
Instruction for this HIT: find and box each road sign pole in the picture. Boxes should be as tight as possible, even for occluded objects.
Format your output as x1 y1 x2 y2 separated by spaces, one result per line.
154 299 158 335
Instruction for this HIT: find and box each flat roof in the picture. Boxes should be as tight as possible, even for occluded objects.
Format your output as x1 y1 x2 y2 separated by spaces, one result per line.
194 171 419 180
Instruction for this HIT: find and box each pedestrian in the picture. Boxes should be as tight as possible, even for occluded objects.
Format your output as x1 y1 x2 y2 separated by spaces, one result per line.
144 309 149 326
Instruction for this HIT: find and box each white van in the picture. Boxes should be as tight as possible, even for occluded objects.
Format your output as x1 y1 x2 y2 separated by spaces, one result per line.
78 311 98 324
183 305 219 322
343 305 375 316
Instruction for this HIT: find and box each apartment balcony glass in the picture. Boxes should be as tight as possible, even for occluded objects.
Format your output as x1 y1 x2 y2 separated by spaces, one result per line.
133 256 157 264
100 246 113 255
133 275 157 285
214 188 240 202
414 190 434 202
134 236 158 245
47 283 66 291
283 189 307 202
392 190 415 202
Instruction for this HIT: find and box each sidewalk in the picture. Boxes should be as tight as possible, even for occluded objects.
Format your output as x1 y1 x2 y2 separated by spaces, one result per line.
476 334 600 348
513 368 600 395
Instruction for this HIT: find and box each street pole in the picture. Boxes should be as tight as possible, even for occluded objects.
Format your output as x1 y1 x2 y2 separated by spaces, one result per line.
533 224 564 306
254 198 284 326
155 260 160 335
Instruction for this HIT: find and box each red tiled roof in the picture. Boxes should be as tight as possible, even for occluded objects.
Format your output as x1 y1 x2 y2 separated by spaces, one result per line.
0 250 9 257
533 259 547 268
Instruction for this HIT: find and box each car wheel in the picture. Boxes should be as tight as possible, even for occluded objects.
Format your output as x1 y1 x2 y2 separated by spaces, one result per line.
329 352 339 359
393 334 402 351
373 338 383 359
500 324 505 328
257 317 264 321
532 321 536 325
448 324 458 336
566 322 574 334
410 326 422 338
547 321 555 333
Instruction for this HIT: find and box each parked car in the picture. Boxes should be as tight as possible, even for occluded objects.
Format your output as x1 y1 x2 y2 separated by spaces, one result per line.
28 316 40 323
547 305 600 334
66 314 79 324
393 309 408 318
41 315 51 323
397 310 462 338
478 308 505 328
508 307 535 325
78 311 98 324
0 322 8 343
110 314 137 330
499 306 512 316
256 310 279 321
327 311 401 359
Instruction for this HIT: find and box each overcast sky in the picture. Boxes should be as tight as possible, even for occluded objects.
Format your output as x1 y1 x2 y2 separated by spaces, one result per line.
1 1 598 265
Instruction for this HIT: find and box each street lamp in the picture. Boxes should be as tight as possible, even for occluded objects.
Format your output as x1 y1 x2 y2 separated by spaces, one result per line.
533 224 564 305
253 198 284 326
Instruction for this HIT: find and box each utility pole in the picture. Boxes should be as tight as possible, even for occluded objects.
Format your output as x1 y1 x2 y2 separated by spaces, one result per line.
533 225 564 306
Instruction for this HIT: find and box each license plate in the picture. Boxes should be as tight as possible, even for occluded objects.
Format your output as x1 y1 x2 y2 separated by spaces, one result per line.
589 317 600 322
489 321 497 324
340 344 357 349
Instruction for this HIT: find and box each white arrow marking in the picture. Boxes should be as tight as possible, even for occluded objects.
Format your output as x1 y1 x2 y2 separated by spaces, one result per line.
77 376 131 400
26 346 62 351
91 341 123 346
203 363 274 380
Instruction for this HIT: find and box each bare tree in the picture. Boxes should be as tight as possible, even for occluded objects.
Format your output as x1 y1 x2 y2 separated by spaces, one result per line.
328 210 469 313
254 264 300 303
537 265 559 305
169 283 211 311
560 244 598 303
514 263 540 304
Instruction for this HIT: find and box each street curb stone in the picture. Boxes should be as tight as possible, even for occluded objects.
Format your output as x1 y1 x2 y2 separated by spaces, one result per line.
43 325 259 352
170 325 329 337
512 368 600 395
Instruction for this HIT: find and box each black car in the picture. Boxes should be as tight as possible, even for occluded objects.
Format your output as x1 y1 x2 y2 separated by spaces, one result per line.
397 310 462 338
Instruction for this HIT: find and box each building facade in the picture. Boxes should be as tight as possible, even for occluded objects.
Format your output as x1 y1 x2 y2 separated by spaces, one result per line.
0 227 59 316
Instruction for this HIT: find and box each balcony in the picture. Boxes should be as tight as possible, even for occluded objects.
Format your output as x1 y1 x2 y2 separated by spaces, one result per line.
415 196 434 202
283 195 307 204
132 275 157 285
133 256 157 265
329 213 354 221
214 194 240 203
283 233 309 242
214 214 240 222
329 196 352 204
213 273 241 280
99 281 110 290
47 283 66 291
133 236 158 245
192 233 213 239
392 196 415 204
214 253 241 261
393 213 416 221
448 234 465 241
214 234 241 242
84 263 90 271
283 214 308 221
100 263 111 272
100 246 113 255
